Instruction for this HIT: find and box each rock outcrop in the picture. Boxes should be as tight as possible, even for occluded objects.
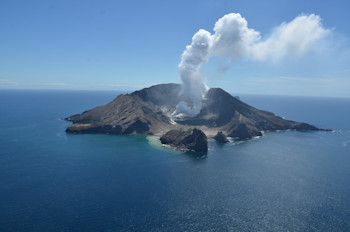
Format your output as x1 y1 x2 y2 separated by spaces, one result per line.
160 128 208 152
214 131 229 143
65 83 323 148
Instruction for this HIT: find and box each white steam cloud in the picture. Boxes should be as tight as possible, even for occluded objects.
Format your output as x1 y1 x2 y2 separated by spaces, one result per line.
173 13 330 118
252 14 330 61
174 29 212 118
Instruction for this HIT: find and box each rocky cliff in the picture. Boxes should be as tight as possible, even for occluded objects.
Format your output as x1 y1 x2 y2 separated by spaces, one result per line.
160 128 208 152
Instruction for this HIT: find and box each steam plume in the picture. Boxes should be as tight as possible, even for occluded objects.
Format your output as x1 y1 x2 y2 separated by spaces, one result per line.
173 13 329 118
173 30 211 118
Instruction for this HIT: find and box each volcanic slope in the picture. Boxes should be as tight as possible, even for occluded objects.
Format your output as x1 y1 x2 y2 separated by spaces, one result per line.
65 83 320 140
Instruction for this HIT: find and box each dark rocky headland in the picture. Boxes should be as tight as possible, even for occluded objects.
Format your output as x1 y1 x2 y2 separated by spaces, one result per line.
65 83 323 152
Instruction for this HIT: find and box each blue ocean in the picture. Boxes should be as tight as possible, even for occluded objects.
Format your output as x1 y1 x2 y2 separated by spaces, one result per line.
1 89 350 231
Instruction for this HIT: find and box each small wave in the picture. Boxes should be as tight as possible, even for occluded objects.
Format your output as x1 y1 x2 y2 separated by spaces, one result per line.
208 146 216 152
56 131 68 140
332 130 342 134
343 140 350 147
235 141 245 145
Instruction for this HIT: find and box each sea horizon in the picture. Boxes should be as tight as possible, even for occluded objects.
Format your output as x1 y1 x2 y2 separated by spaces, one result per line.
2 87 350 99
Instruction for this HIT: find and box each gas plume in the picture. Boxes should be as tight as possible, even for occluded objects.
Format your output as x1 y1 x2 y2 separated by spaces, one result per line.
173 13 329 118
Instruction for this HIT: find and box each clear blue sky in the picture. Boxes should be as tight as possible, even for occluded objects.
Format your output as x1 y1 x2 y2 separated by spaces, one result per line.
1 0 350 97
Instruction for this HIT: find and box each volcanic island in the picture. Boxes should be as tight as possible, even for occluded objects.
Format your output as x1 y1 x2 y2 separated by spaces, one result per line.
65 83 322 152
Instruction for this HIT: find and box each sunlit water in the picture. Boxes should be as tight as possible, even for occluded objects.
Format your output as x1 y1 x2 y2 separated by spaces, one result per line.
0 90 350 231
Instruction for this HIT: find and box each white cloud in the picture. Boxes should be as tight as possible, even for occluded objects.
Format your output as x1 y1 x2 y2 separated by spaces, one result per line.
0 78 18 85
252 14 330 61
211 13 260 61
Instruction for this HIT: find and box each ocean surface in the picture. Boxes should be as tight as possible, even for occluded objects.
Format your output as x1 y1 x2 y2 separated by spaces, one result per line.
0 89 350 231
